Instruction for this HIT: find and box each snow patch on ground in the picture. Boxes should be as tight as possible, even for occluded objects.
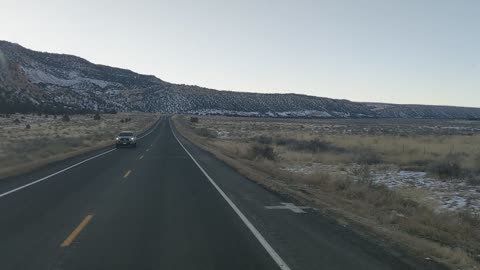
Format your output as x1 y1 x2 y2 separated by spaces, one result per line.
372 170 480 213
282 164 480 213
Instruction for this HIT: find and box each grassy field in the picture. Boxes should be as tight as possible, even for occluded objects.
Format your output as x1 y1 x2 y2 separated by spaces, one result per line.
0 112 159 179
173 115 480 270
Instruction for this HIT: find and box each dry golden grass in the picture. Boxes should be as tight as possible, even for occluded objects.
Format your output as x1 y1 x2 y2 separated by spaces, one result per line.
172 115 480 270
0 112 160 179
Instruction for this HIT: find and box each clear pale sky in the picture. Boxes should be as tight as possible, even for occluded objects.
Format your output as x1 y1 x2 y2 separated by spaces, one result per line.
1 0 479 107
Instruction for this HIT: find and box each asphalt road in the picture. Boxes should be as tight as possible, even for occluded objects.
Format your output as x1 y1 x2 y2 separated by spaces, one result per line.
0 116 445 270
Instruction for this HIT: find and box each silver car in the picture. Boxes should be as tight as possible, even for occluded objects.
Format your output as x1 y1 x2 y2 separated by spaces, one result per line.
115 131 137 148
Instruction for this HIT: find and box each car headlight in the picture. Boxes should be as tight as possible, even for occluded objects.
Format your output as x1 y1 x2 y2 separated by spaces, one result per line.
116 137 120 140
130 138 134 141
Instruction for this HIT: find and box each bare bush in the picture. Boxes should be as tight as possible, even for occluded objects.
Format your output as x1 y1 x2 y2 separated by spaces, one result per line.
429 156 462 179
274 137 297 146
334 178 351 191
353 165 373 185
248 144 275 160
353 148 382 165
255 135 273 144
280 138 344 153
190 117 199 123
467 175 480 186
196 128 217 138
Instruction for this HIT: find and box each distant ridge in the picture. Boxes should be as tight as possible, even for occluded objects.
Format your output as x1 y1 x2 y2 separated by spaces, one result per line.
1 40 479 119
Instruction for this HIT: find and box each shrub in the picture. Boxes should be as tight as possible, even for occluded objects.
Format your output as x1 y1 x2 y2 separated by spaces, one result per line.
467 175 480 186
398 197 419 209
196 128 217 138
275 137 297 146
62 115 70 122
93 113 101 120
13 119 20 124
429 156 462 179
353 165 374 185
248 144 275 160
457 211 480 227
25 124 31 129
190 117 199 123
255 135 273 144
353 149 382 165
120 119 125 123
334 178 351 191
281 138 344 153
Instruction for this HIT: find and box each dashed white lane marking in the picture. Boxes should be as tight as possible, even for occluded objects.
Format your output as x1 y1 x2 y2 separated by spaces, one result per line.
265 203 311 214
146 148 150 152
139 155 144 160
170 121 291 270
0 118 162 200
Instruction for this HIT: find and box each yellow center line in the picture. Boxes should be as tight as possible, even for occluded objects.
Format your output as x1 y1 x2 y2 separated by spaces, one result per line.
123 170 132 178
60 214 94 247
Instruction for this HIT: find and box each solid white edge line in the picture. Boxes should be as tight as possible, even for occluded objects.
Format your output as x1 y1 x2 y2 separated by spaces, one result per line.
169 119 292 270
0 117 162 199
0 149 116 199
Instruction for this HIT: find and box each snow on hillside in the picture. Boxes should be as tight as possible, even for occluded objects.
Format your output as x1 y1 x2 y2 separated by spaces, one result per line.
1 40 480 118
23 67 118 89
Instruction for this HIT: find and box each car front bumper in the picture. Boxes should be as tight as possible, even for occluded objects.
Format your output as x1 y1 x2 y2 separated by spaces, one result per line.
116 140 136 146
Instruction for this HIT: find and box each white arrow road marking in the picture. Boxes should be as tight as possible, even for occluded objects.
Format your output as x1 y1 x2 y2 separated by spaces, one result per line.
265 203 311 214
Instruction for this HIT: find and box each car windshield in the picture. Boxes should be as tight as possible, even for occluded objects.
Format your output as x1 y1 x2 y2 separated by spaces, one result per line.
118 132 133 137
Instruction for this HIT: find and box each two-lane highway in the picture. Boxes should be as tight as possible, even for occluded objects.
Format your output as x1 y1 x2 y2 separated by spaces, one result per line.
0 117 278 270
0 117 444 270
